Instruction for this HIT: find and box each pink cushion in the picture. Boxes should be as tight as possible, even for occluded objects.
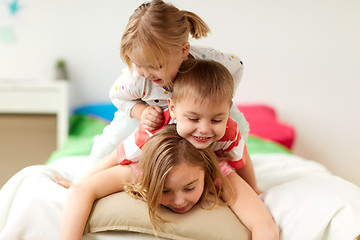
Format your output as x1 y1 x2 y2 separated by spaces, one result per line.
237 104 295 149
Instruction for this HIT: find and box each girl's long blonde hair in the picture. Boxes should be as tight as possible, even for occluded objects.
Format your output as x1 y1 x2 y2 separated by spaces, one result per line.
125 125 233 230
120 0 210 81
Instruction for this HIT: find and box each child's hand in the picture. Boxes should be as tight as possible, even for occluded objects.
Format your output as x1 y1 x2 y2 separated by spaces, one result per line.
141 105 164 131
54 174 73 189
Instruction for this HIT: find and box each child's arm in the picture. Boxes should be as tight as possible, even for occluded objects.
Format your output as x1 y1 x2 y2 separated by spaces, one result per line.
222 119 259 193
109 69 164 131
235 153 262 194
130 103 164 131
222 172 279 240
61 164 134 240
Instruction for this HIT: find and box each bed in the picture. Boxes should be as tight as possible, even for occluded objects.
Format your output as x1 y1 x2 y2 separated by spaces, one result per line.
0 103 359 240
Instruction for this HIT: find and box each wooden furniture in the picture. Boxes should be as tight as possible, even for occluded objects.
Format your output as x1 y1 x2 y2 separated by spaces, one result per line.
0 81 69 187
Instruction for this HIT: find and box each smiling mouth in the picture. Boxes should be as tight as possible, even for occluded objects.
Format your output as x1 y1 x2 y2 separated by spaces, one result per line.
192 135 212 142
151 79 162 83
173 204 190 213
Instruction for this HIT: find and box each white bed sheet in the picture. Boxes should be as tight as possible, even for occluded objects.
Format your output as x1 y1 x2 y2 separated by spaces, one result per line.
0 153 359 240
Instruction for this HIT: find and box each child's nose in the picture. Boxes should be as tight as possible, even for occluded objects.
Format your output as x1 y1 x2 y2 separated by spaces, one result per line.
198 120 211 134
173 193 185 206
143 69 154 79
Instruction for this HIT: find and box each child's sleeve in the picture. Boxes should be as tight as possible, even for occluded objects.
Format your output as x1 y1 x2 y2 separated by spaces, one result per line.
226 131 247 170
109 68 146 117
227 142 247 170
88 110 139 164
214 119 247 169
211 48 244 91
190 46 244 91
117 125 151 165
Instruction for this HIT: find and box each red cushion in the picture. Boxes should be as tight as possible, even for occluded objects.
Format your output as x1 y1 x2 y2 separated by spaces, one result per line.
237 104 295 149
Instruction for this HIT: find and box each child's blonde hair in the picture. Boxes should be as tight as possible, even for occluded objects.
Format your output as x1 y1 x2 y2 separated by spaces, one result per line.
172 58 234 106
120 0 210 81
125 125 232 230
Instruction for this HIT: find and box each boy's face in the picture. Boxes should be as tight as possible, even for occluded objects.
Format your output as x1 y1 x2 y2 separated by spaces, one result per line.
128 43 190 88
168 97 231 149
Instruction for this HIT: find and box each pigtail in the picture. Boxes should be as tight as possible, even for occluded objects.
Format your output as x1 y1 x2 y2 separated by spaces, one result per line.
182 10 210 39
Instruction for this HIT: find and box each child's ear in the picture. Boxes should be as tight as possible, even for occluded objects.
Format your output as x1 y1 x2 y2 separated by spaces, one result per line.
181 42 190 58
168 98 176 119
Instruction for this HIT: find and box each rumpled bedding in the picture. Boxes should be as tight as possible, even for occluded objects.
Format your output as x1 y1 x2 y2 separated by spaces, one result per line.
1 152 359 240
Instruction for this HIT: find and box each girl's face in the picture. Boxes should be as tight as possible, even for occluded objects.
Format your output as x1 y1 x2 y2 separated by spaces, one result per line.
160 160 205 214
128 43 190 88
168 98 231 149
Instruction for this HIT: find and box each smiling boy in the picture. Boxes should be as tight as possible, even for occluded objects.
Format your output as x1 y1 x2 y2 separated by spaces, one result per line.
117 58 259 194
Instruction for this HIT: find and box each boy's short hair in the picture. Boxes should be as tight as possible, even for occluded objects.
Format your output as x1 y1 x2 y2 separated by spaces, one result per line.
172 58 234 106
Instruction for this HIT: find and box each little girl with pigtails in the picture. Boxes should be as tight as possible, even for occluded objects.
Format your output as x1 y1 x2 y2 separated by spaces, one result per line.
89 0 253 189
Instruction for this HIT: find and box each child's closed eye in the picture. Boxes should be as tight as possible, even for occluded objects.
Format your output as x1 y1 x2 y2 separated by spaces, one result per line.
188 117 199 122
185 186 195 192
149 65 163 70
211 119 223 123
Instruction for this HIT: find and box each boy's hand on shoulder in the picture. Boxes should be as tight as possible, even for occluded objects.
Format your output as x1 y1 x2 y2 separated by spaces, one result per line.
141 105 164 131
